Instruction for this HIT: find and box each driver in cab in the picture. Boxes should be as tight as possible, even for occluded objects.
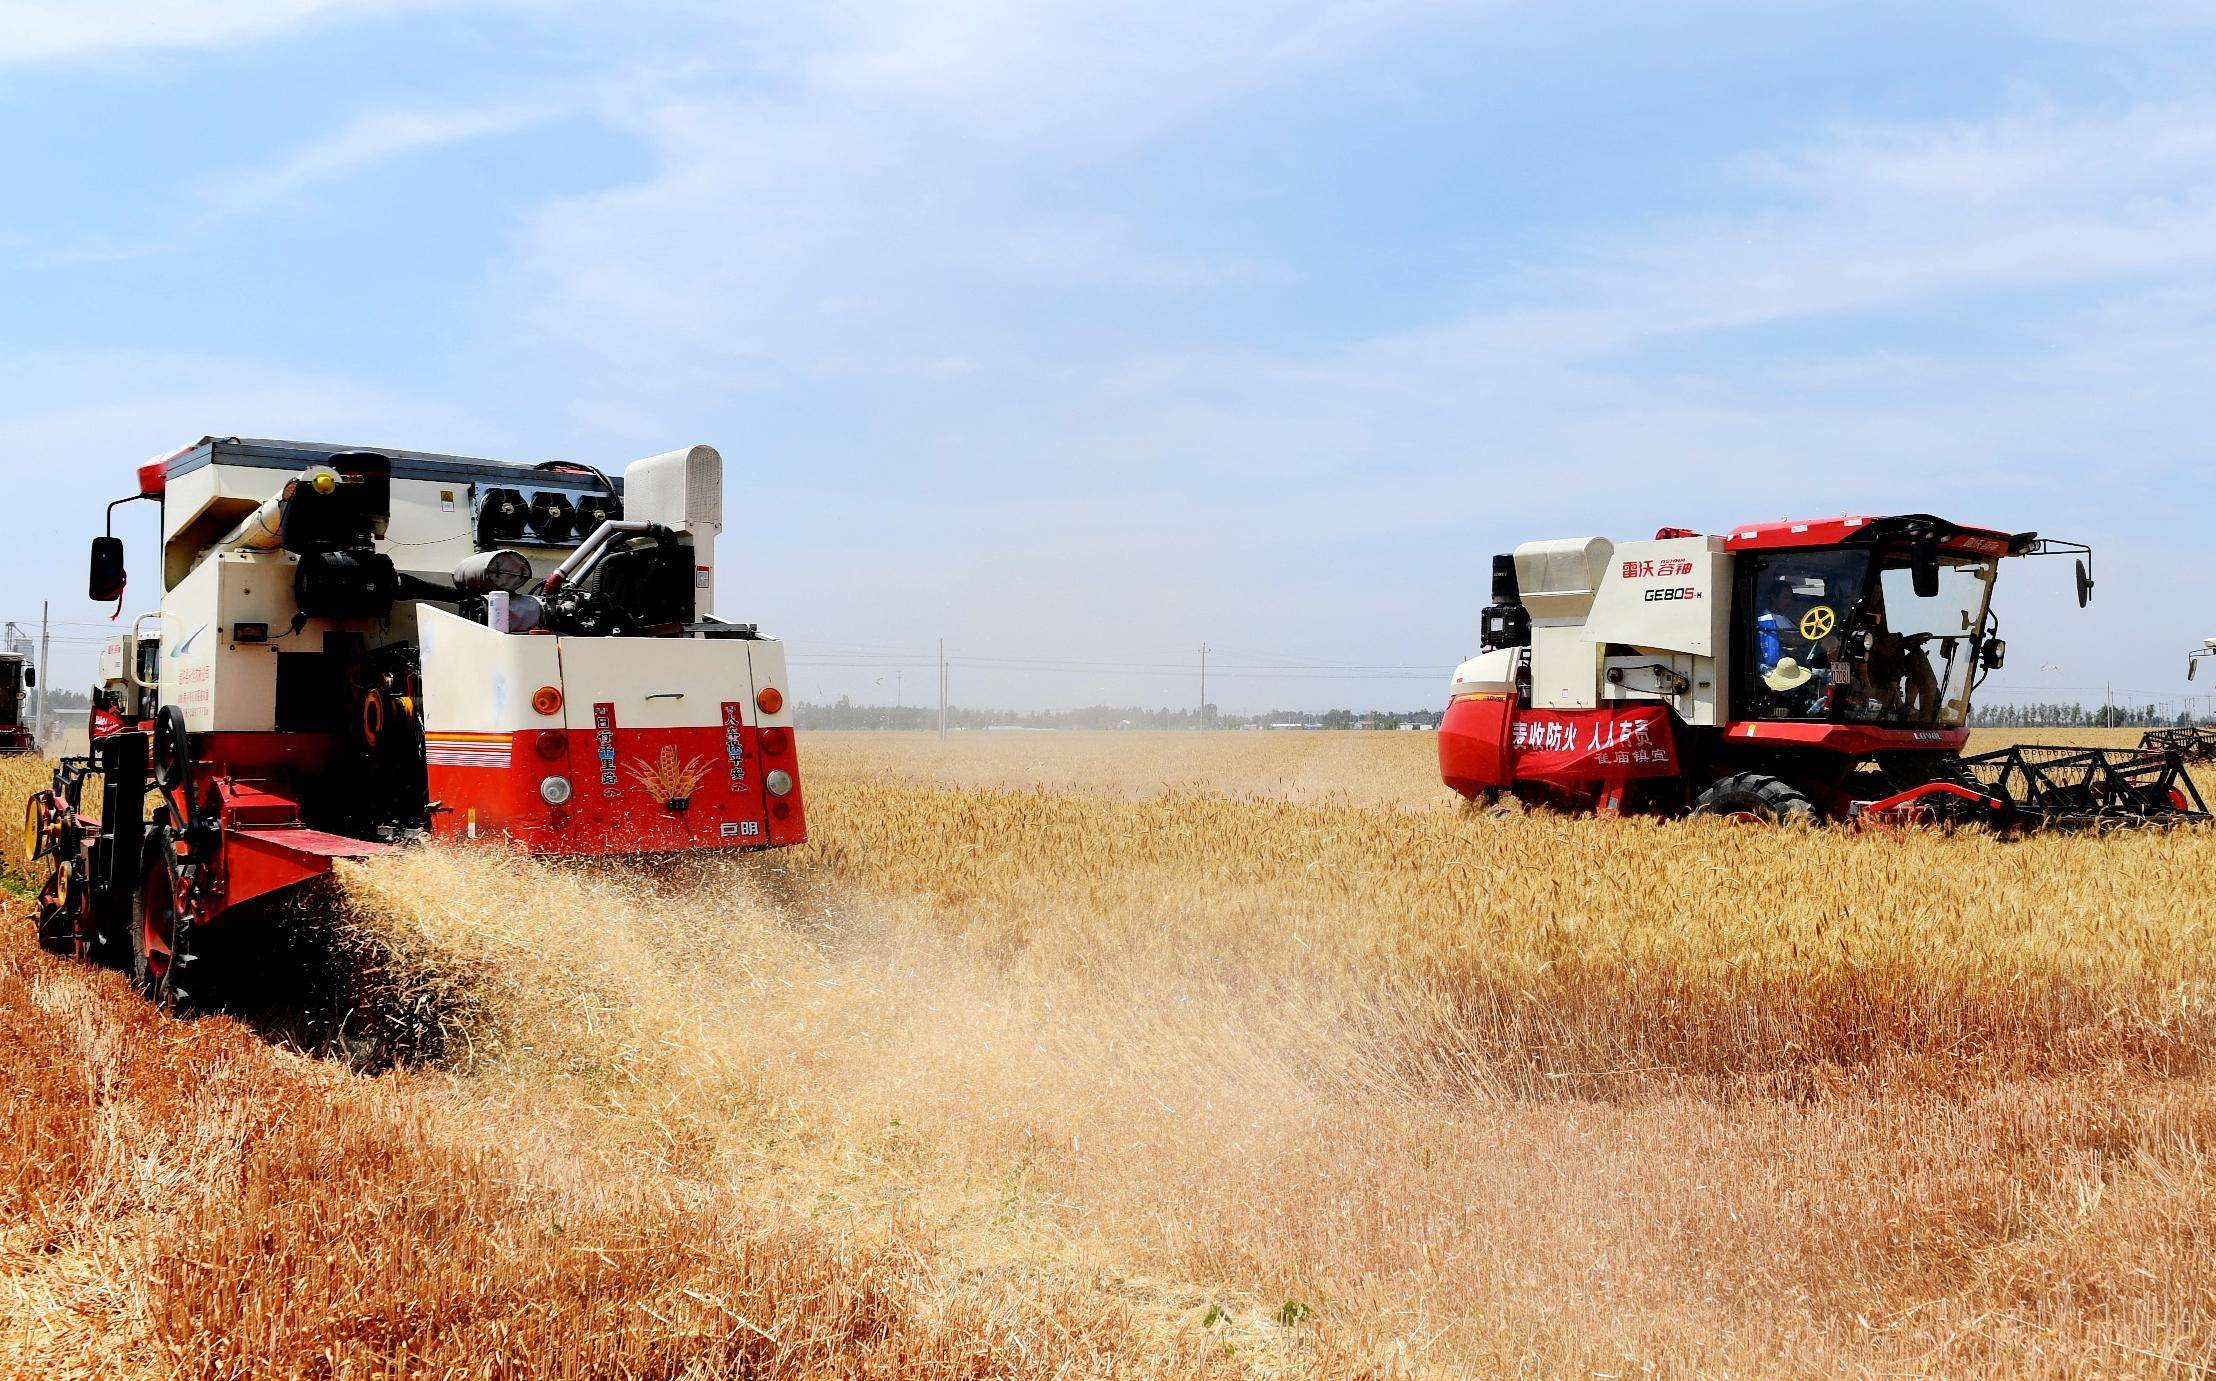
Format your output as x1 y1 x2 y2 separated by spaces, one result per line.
1756 579 1841 716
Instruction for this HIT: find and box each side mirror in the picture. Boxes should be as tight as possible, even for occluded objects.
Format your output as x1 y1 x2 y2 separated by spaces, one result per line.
89 536 127 602
21 668 32 689
2191 659 2200 682
1981 639 2006 671
1910 538 1940 600
2074 558 2094 608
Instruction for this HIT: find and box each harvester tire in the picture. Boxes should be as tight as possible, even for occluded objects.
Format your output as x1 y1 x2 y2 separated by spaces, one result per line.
153 705 191 793
129 836 190 1011
1692 773 1817 825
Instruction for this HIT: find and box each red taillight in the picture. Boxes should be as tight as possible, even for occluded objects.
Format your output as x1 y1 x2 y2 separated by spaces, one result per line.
772 800 791 819
535 730 567 760
760 727 789 756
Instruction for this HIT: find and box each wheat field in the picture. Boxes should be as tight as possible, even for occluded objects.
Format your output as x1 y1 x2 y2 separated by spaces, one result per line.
5 732 2216 1376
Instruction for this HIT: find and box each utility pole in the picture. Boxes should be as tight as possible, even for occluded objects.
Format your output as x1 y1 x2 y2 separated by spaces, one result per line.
36 602 50 750
937 638 947 740
1199 643 1210 731
896 667 903 710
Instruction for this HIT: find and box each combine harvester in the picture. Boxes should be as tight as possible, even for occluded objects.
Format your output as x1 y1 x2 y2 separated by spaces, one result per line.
26 438 804 1008
2141 638 2216 763
0 640 35 755
1440 515 2207 830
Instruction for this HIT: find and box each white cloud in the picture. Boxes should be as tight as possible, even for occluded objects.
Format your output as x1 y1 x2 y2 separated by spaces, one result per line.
503 0 1460 399
26 92 579 266
789 0 1441 146
0 0 457 65
209 98 573 214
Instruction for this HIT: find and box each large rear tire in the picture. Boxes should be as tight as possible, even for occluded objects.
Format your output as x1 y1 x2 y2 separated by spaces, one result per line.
130 835 190 1011
1692 772 1818 825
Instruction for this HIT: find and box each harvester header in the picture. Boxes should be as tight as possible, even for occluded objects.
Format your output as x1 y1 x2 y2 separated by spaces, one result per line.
31 436 806 1010
1440 512 2202 829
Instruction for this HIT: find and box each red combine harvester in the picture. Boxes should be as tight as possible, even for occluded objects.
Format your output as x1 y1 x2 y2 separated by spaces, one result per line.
2140 638 2216 764
0 649 35 755
1439 515 2207 829
27 438 805 1007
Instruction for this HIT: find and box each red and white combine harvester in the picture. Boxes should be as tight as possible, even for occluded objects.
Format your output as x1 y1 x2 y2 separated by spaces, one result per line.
28 438 804 1006
1440 515 2207 829
2142 637 2216 764
0 645 35 755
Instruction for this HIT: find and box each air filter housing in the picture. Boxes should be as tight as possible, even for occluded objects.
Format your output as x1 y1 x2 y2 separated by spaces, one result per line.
623 444 723 619
623 445 722 537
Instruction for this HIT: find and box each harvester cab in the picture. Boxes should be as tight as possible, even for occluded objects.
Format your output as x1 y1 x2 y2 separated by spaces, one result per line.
89 626 163 737
1441 515 2206 829
29 437 805 1007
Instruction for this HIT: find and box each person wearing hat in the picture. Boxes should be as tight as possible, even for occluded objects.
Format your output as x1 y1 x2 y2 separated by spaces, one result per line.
1755 580 1803 676
1756 579 1842 716
1762 653 1825 716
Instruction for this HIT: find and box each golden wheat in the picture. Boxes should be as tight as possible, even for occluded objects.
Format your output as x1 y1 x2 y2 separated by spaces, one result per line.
6 729 2216 1375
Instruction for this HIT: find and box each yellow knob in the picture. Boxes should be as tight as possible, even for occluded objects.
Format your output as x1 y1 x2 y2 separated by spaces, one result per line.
311 471 338 495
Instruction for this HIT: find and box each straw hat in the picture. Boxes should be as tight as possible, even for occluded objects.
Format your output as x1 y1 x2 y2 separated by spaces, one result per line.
1763 657 1813 692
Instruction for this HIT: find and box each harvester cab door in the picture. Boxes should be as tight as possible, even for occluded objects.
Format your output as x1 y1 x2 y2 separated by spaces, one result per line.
1870 559 1996 727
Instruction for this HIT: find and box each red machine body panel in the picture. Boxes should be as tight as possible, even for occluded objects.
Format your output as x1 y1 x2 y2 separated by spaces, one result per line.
1438 694 1513 798
1441 697 1680 809
425 718 805 856
225 826 391 911
1510 704 1680 778
1721 720 1969 754
1723 515 2019 557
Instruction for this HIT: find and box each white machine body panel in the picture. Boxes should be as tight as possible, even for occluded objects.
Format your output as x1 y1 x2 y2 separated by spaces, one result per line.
157 550 383 734
1579 535 1735 726
1512 536 1614 711
417 605 568 734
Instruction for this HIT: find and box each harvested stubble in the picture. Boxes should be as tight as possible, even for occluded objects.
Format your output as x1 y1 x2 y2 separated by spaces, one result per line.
6 731 2216 1376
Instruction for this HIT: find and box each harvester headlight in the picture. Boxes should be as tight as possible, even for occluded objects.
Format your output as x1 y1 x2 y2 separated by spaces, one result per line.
765 769 794 798
540 775 574 806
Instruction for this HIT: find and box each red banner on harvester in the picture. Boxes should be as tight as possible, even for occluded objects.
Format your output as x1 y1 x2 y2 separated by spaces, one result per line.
1509 705 1678 778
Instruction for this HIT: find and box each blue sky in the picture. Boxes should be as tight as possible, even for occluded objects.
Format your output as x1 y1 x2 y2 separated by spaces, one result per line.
4 1 2213 713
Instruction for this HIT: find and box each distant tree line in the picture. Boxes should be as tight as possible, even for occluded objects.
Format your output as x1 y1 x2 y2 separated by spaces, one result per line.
802 697 2204 731
1970 701 2201 728
795 696 1443 731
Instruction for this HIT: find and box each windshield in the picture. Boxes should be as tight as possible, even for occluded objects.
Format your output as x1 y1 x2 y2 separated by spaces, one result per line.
1741 550 1997 727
